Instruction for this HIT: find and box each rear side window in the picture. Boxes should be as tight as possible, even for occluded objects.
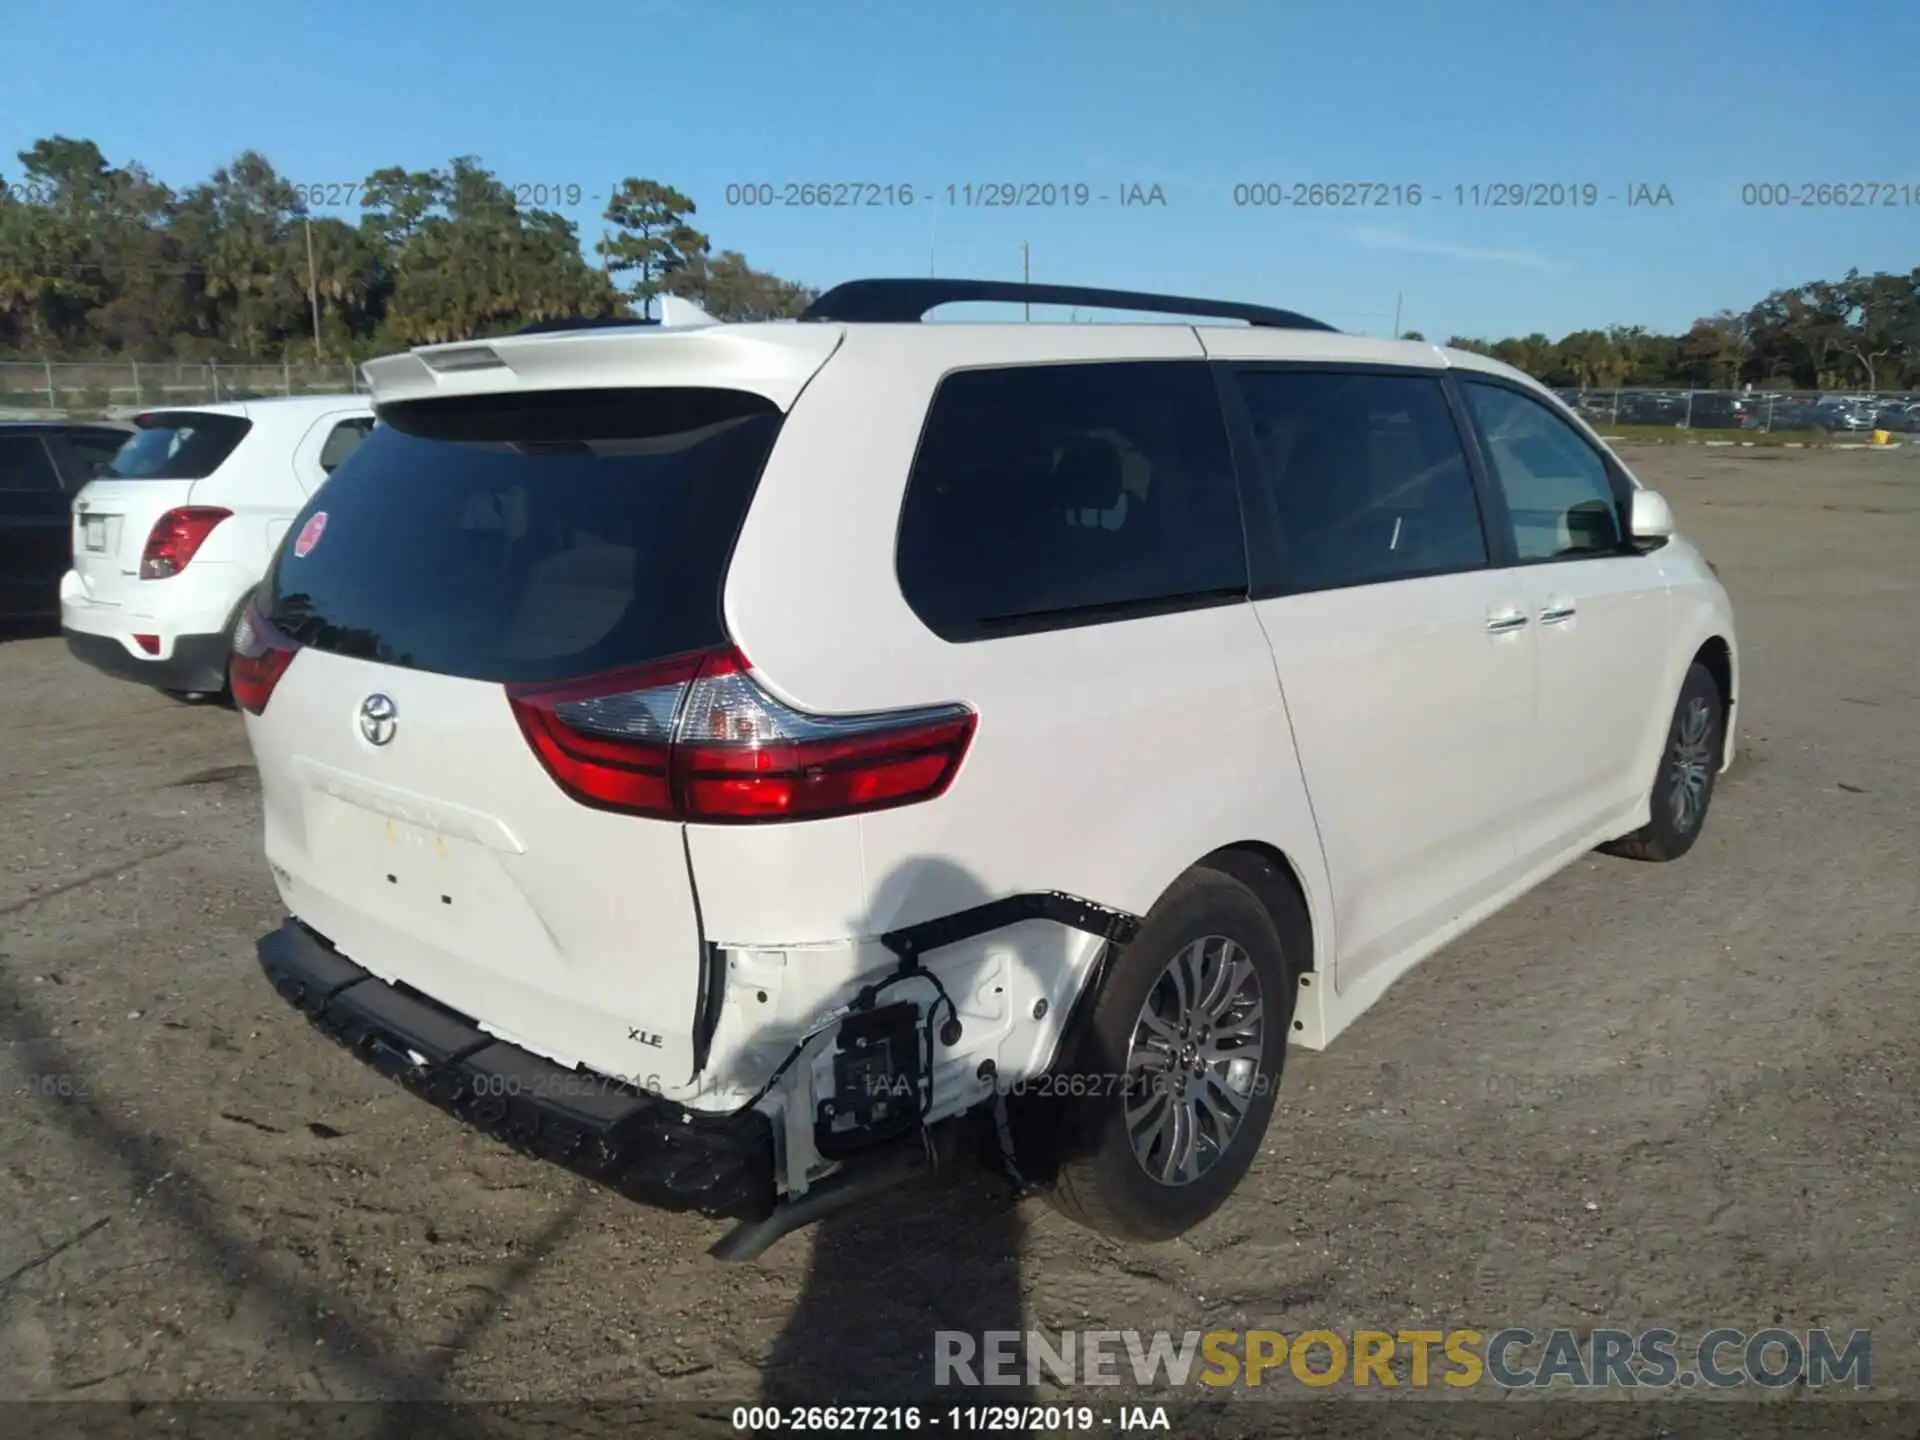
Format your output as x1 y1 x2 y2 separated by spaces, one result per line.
896 361 1247 641
318 416 375 475
1231 370 1488 593
110 412 252 480
265 388 781 685
0 436 59 492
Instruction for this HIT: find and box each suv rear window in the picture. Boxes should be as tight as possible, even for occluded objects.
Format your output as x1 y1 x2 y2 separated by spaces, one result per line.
896 361 1247 640
111 412 252 479
264 388 782 685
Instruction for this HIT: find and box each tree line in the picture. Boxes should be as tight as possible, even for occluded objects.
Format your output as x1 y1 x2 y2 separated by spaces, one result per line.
1422 264 1920 392
0 136 815 360
3 135 1916 389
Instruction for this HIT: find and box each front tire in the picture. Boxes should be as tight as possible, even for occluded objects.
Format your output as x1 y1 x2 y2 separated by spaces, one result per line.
1601 661 1724 863
1046 869 1296 1241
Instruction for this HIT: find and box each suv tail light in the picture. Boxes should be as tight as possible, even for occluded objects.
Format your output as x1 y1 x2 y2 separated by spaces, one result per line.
140 506 231 579
507 646 976 823
230 600 301 715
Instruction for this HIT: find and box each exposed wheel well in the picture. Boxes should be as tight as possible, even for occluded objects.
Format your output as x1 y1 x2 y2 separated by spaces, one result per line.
1693 636 1734 751
1194 842 1316 973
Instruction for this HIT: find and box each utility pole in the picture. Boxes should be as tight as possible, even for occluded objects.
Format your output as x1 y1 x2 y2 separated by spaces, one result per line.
1392 290 1402 339
1023 241 1030 320
304 218 323 361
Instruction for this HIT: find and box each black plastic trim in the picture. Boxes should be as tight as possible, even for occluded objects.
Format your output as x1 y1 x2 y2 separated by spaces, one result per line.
801 278 1335 331
256 920 774 1219
878 891 1141 965
63 628 231 694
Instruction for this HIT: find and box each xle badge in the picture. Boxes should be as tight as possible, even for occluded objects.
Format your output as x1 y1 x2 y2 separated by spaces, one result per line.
628 1028 664 1048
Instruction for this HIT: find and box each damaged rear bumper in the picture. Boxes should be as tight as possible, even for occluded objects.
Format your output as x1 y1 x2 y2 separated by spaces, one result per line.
256 919 776 1220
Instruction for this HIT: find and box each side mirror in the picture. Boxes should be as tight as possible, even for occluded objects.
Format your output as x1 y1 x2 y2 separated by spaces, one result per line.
1629 488 1675 550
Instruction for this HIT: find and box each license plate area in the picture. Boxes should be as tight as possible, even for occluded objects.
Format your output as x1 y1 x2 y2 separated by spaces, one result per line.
315 798 493 922
83 516 108 552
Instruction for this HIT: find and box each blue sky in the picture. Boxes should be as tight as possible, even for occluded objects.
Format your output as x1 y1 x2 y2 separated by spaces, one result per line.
7 0 1918 339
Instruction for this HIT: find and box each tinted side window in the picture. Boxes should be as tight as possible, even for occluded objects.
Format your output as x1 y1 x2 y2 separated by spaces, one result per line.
1462 382 1624 560
318 417 375 475
0 437 60 492
1233 370 1487 593
896 361 1246 640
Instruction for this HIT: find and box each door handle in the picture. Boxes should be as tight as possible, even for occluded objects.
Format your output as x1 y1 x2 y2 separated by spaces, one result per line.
1539 603 1577 625
1485 609 1530 633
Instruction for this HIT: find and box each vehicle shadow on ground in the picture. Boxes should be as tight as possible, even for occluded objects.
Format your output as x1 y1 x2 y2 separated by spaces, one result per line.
0 852 1063 1418
0 960 588 1427
758 856 1070 1408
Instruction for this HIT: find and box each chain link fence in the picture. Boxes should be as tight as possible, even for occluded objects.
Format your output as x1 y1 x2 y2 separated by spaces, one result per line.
1552 387 1919 435
0 360 366 418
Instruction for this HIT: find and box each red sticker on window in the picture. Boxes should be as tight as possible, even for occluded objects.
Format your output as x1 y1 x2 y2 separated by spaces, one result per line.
293 511 327 558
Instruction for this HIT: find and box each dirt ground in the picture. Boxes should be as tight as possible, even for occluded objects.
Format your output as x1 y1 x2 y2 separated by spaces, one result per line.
1 444 1916 1426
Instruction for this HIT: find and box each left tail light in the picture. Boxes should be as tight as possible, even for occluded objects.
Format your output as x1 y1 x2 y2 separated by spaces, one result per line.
140 506 231 579
230 600 300 715
507 645 977 823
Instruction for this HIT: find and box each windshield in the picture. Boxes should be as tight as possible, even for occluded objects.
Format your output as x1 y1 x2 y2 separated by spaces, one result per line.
109 412 252 480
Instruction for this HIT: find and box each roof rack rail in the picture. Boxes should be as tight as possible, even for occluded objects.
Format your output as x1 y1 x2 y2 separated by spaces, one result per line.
798 278 1336 331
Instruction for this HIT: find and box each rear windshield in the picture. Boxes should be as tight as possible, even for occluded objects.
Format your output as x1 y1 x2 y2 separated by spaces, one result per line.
111 412 252 479
264 388 782 685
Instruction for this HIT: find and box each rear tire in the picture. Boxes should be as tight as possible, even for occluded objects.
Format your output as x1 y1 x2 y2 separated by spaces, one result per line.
1045 868 1296 1242
1601 662 1723 863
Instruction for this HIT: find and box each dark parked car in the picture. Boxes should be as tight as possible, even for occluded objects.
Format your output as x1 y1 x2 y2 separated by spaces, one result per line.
0 421 132 619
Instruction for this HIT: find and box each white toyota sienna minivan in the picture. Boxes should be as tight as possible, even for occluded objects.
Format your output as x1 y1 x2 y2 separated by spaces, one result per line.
238 281 1738 1257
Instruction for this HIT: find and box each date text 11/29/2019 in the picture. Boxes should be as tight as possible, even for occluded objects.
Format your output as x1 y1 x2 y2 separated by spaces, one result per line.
732 1405 1171 1432
723 182 1168 208
1230 182 1676 208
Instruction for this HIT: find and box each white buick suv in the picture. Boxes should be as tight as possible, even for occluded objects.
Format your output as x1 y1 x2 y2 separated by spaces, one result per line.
239 281 1737 1257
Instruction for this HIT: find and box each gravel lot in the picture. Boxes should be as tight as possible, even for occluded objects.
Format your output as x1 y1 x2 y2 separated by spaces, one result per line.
1 444 1915 1424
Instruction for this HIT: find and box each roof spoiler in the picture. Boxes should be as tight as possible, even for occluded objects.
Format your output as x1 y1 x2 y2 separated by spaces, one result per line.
511 296 721 337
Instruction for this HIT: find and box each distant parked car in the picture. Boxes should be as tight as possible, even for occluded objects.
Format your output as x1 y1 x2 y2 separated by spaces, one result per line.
62 396 374 699
1 420 134 621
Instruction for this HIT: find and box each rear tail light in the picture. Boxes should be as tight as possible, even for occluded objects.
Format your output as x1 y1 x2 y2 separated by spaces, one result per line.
506 645 976 823
140 506 231 579
230 600 301 715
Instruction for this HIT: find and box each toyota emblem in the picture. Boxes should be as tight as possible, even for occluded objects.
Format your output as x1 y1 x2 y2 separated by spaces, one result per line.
358 693 398 746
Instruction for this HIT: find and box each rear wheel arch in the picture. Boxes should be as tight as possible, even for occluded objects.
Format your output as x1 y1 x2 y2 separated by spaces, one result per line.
1193 841 1317 974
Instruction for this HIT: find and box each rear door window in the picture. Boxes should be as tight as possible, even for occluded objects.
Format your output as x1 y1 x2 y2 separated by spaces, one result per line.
110 412 252 480
1229 369 1489 593
265 388 782 685
895 361 1247 641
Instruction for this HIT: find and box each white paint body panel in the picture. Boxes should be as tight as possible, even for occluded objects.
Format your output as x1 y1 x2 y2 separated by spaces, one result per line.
242 317 1739 1192
61 395 371 666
